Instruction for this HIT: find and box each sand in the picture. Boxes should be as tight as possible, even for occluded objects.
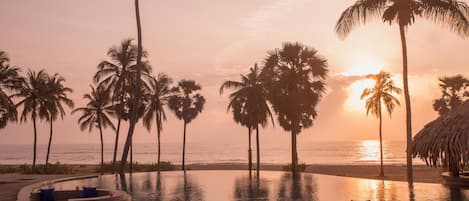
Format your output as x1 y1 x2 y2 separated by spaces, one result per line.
0 163 442 201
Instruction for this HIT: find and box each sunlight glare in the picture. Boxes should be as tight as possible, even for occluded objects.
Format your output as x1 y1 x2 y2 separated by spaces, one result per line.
359 140 380 162
341 56 384 76
344 78 376 113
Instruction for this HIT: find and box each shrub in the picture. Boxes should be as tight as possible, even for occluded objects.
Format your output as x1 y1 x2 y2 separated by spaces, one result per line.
282 163 307 172
0 166 20 173
20 162 74 174
97 161 175 173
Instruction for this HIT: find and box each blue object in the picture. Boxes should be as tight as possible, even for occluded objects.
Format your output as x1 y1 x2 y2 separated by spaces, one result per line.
83 187 97 198
39 188 55 201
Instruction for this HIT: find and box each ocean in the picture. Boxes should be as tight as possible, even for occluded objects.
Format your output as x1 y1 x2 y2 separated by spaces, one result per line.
0 140 424 165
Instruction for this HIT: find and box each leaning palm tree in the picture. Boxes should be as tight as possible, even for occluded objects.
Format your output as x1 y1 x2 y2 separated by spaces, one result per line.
14 69 48 171
142 73 172 173
40 73 74 167
336 0 469 182
94 39 149 173
0 51 22 129
168 80 206 171
361 71 401 177
120 0 146 174
72 86 116 175
262 42 328 173
220 64 274 177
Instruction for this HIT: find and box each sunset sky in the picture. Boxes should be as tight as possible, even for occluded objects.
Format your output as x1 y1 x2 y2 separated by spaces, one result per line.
1 0 468 149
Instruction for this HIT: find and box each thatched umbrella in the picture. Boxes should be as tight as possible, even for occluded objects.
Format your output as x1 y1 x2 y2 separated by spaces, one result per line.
412 101 469 176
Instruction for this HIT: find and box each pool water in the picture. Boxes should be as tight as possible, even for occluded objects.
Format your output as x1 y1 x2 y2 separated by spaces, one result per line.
52 170 469 201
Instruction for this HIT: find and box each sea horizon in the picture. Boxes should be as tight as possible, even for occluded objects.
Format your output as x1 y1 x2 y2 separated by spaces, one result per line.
0 140 425 165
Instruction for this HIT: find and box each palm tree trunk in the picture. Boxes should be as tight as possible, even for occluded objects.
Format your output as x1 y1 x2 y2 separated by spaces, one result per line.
112 118 121 174
182 121 187 171
45 119 53 170
399 23 413 183
256 125 260 178
130 137 133 174
98 119 104 175
291 129 298 173
378 102 384 177
156 114 161 173
119 0 143 174
32 115 37 171
248 127 252 177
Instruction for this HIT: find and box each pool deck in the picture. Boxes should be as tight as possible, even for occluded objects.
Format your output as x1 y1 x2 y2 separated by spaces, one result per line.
0 173 78 201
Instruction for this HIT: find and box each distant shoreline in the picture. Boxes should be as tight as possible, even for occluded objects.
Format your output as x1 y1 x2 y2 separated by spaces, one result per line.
0 163 442 184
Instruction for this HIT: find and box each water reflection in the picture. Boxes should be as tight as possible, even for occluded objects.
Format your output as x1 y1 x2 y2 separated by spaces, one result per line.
233 176 269 201
277 173 318 201
170 172 204 201
52 171 469 201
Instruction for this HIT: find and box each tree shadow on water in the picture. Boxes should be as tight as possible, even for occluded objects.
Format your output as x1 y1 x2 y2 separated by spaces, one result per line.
276 173 318 201
233 175 269 201
170 172 204 201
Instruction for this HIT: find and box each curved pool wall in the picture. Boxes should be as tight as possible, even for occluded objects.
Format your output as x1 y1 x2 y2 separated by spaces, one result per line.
52 170 469 201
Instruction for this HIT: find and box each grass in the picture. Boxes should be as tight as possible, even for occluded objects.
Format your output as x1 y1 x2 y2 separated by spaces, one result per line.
97 161 175 173
282 163 307 172
20 162 74 174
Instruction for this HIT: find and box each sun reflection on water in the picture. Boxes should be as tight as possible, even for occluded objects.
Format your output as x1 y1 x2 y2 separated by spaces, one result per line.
359 140 381 162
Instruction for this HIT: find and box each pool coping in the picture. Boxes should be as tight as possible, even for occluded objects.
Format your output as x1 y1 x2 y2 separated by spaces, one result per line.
17 175 99 201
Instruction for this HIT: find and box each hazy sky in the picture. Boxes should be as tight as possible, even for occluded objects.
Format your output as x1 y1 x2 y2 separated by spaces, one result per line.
1 0 468 150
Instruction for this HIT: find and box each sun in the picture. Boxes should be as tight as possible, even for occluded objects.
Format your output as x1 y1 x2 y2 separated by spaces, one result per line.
342 56 384 113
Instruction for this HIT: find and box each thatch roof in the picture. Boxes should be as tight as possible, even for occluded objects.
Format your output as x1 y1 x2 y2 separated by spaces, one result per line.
412 101 469 173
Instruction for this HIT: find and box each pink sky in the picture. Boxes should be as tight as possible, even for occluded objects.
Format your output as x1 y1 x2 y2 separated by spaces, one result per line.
0 0 468 150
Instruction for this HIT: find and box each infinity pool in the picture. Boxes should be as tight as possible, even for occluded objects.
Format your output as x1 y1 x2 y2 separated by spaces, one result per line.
52 170 469 201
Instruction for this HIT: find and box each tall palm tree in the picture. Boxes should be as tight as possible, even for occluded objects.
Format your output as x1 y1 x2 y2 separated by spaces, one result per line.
336 0 469 182
94 39 148 172
220 64 274 177
0 51 22 129
120 0 146 174
72 86 116 175
262 42 328 173
168 80 206 171
360 71 401 177
40 74 74 167
142 73 172 173
433 75 469 115
14 69 48 171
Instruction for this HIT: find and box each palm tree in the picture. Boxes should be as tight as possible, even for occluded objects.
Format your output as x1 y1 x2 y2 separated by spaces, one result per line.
142 73 172 173
433 75 469 115
220 64 274 177
14 69 49 171
72 86 116 175
360 71 401 177
120 0 146 174
168 80 206 171
0 51 22 129
94 39 148 173
40 73 74 167
336 0 469 182
262 42 328 173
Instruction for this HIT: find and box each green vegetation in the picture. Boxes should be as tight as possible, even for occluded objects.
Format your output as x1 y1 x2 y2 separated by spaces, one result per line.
361 71 401 177
282 163 307 172
72 86 116 175
433 75 469 115
98 161 175 173
168 80 206 171
20 162 74 174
